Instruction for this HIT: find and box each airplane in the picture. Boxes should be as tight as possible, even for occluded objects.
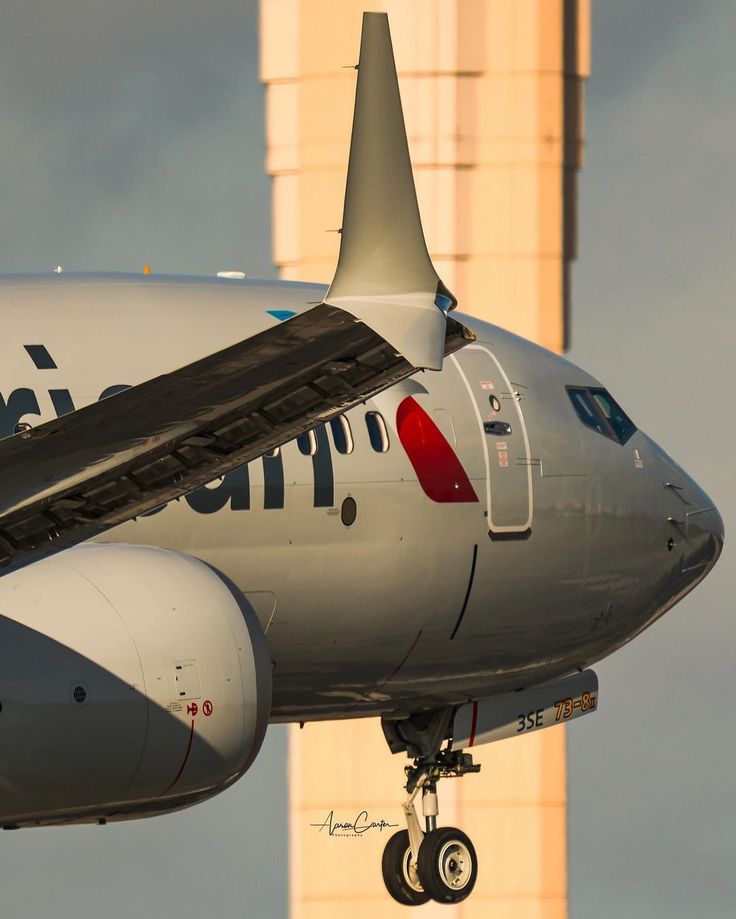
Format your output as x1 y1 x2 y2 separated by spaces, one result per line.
0 11 723 908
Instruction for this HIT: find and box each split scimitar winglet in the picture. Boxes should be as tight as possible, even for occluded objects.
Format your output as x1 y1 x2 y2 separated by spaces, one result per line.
323 12 458 372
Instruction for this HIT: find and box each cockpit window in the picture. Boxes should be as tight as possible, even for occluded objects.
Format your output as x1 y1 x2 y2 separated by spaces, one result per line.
589 389 637 444
567 388 609 437
567 387 637 445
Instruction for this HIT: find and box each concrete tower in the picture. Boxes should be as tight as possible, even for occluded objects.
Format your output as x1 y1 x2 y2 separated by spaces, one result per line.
260 1 589 915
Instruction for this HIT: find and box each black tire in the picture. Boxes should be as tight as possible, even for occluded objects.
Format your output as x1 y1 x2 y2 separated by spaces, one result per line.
381 829 430 906
417 826 477 903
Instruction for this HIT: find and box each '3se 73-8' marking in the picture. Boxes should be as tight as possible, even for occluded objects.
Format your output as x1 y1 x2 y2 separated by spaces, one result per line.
451 670 600 750
517 689 597 734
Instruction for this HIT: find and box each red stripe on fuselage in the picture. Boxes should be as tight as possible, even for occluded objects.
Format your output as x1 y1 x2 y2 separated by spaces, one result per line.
396 396 478 503
469 701 478 748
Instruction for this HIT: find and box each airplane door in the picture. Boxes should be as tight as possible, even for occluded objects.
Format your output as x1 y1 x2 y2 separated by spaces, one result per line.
453 345 533 534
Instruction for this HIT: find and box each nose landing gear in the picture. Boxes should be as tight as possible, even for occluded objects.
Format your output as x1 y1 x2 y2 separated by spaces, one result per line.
381 747 481 906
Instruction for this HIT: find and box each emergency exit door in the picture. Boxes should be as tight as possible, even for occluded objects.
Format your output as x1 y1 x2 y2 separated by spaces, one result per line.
453 345 533 534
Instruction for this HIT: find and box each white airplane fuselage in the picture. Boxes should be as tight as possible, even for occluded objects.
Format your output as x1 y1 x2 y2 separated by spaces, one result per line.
0 274 723 724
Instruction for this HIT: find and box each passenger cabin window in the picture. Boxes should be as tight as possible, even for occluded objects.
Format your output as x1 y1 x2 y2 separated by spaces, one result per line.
365 412 389 453
297 429 318 456
265 447 280 458
567 387 637 445
330 416 354 454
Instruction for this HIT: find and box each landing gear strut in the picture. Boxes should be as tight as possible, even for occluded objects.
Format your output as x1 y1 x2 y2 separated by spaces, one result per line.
381 715 481 906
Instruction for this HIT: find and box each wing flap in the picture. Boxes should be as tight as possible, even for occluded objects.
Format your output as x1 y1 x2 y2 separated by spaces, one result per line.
0 306 472 572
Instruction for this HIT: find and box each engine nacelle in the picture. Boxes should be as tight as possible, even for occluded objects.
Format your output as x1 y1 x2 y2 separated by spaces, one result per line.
0 543 271 826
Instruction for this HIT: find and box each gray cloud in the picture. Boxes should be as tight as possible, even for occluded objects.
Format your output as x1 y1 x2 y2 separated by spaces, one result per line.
588 1 706 106
0 0 273 276
569 3 736 916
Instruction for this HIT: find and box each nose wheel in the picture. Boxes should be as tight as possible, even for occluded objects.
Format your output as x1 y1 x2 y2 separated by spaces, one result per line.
417 827 477 903
381 748 481 905
382 829 430 906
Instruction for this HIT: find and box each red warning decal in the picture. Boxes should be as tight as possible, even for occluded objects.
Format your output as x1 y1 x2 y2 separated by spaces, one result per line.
203 700 214 717
186 702 198 717
396 397 478 504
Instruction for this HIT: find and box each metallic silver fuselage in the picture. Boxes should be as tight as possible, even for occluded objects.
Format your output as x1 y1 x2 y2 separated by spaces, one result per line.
0 274 723 721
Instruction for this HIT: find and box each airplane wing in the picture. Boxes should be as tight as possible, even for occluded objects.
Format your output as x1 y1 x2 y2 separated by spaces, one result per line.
0 13 472 574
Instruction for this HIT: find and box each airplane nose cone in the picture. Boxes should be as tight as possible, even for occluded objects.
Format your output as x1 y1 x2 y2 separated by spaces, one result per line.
682 502 724 574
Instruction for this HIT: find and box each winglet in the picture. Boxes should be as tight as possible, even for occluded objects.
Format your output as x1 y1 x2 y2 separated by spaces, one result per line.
324 12 456 371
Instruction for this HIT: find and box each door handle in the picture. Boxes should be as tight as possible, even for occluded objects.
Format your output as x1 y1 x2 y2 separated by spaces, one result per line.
484 421 512 436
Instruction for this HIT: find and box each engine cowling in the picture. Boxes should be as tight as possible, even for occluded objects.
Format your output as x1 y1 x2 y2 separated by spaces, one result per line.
0 543 271 826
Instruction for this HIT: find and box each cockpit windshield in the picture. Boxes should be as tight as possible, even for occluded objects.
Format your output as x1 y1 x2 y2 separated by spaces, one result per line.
567 387 637 445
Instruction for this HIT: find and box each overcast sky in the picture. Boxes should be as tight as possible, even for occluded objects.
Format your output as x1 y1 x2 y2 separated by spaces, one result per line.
0 4 286 919
0 2 734 917
0 0 273 278
568 3 735 917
